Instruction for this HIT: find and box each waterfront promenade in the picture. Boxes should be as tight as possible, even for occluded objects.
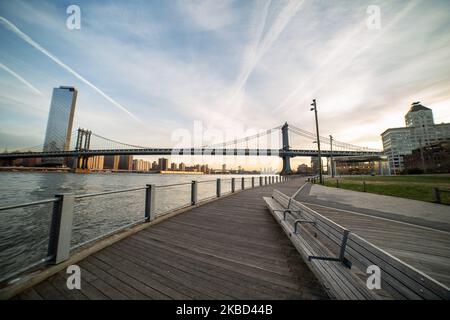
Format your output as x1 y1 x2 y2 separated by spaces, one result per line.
12 178 328 300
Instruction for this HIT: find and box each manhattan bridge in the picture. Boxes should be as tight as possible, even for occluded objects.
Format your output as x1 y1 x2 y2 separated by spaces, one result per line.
0 122 382 175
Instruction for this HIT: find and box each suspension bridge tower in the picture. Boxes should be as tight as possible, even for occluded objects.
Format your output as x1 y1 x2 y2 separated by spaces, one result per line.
280 122 293 175
74 128 92 173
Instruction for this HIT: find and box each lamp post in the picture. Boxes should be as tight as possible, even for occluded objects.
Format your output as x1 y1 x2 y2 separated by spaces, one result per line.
330 135 334 178
311 99 323 184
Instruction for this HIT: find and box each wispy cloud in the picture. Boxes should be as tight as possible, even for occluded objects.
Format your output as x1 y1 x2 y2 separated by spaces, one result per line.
0 16 142 124
227 0 305 108
0 62 42 95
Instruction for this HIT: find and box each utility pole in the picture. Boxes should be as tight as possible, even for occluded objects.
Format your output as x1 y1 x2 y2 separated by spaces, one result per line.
329 135 334 178
311 99 323 184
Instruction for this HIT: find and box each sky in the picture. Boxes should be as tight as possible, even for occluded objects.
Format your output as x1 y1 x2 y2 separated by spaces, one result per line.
0 0 450 170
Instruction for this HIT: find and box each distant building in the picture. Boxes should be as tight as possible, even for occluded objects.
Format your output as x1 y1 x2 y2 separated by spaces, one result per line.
87 156 104 170
158 158 169 171
152 161 158 170
222 164 226 172
179 162 186 171
42 86 78 166
381 102 450 174
404 141 450 173
119 155 133 171
104 155 120 170
296 164 310 175
171 162 177 171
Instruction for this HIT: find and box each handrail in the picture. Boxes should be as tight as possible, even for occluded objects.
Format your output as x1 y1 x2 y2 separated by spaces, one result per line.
0 198 58 211
75 187 146 199
155 182 192 189
0 174 285 285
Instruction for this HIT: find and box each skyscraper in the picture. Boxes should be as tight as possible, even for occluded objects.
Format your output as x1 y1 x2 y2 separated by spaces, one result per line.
119 155 133 171
43 86 78 165
158 158 169 171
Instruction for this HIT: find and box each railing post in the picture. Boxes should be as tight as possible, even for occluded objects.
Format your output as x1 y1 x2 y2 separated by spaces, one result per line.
216 178 221 197
231 178 235 193
259 176 263 187
145 184 156 221
265 176 267 185
252 177 255 188
191 180 198 205
363 181 366 192
241 177 245 190
336 179 339 188
48 194 75 264
339 230 350 262
433 187 441 203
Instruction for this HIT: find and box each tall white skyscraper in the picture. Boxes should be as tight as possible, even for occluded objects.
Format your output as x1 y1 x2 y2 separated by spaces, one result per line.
43 86 78 165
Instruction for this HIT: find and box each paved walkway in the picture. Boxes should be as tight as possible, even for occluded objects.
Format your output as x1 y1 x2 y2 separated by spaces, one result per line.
15 179 328 300
296 184 450 232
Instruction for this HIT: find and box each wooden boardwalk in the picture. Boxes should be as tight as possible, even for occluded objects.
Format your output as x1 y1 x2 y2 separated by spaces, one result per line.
16 179 328 300
301 202 450 289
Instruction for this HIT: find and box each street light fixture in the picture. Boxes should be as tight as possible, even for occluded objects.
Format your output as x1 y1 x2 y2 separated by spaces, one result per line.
310 99 323 184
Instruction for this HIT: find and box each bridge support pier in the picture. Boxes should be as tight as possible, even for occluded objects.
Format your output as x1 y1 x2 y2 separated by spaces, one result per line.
280 123 293 176
74 128 92 173
280 155 293 176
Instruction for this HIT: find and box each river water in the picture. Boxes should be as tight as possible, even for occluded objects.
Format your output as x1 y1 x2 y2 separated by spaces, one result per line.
0 172 273 280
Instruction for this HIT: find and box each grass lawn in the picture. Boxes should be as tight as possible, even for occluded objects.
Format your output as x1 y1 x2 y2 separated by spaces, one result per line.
322 175 450 205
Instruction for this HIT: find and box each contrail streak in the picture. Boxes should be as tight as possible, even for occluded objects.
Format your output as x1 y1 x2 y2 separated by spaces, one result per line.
0 62 42 95
0 16 142 123
228 0 305 106
276 0 423 114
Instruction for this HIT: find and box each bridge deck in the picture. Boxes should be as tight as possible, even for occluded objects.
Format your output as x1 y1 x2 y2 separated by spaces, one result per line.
16 179 328 300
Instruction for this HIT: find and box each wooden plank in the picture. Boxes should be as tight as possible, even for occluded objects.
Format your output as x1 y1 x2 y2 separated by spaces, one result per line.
347 234 450 299
129 231 310 297
301 203 450 299
13 178 327 300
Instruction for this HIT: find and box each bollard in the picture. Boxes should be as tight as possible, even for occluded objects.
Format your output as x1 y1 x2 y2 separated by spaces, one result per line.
48 193 75 264
336 179 339 188
363 181 366 192
191 181 198 205
231 178 235 193
252 177 255 188
259 176 263 187
216 179 221 197
241 177 245 190
265 176 268 185
432 188 441 203
145 184 156 221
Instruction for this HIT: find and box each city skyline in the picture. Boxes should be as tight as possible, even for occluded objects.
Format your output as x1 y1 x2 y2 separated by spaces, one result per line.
1 0 450 170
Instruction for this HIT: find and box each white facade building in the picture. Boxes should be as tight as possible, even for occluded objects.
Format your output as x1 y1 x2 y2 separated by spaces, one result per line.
381 102 450 174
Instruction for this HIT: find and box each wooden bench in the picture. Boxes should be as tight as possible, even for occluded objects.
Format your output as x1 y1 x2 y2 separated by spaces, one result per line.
264 189 450 300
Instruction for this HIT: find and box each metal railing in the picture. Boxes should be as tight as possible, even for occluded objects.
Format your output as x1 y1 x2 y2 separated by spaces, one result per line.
0 175 287 284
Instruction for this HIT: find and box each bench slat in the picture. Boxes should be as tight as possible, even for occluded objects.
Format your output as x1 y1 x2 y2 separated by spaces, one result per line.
266 189 450 300
264 196 377 300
